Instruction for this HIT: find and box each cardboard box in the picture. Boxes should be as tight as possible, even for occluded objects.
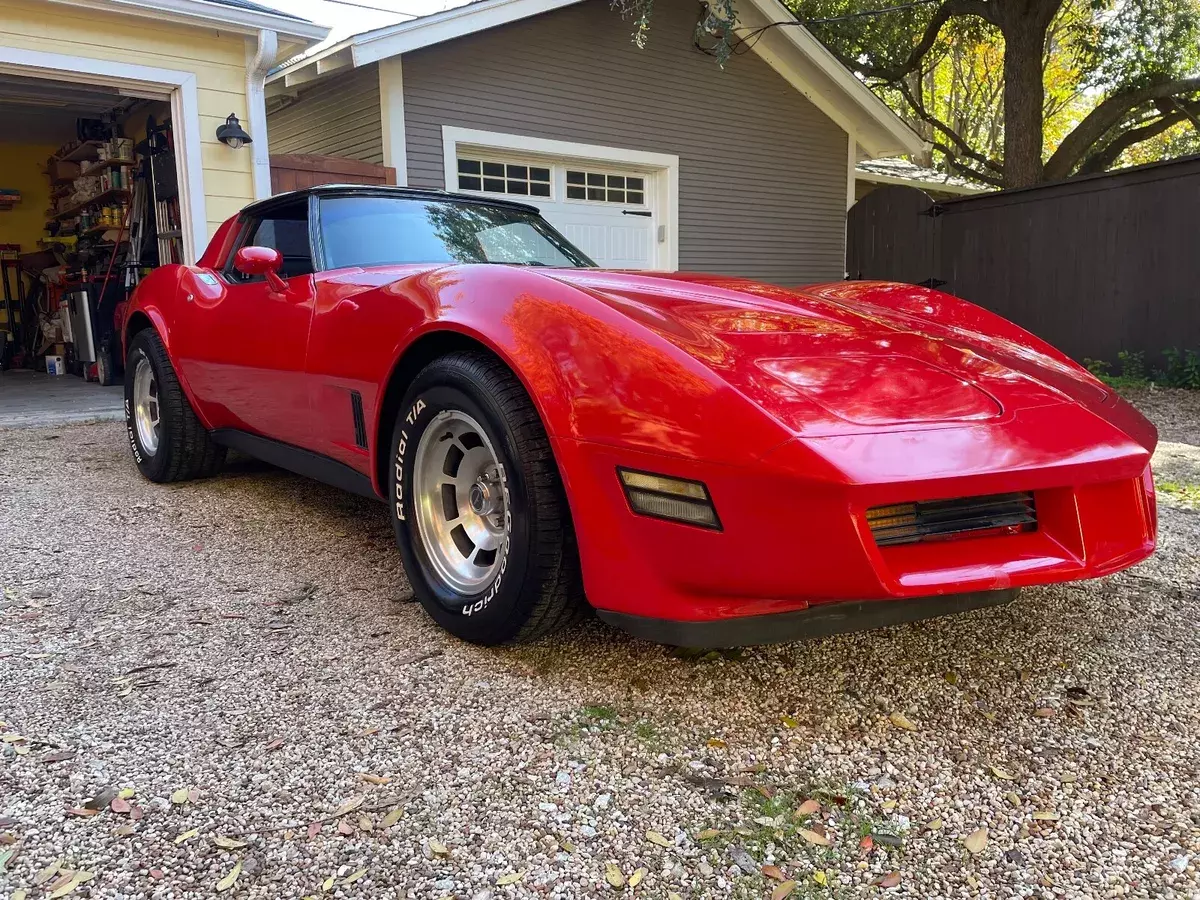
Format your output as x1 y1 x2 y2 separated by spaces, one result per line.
49 159 81 183
45 355 65 375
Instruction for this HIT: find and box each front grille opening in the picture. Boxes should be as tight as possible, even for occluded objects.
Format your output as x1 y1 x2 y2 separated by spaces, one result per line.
867 492 1036 547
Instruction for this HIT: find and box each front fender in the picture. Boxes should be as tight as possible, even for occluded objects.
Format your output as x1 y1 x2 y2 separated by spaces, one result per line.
374 265 790 473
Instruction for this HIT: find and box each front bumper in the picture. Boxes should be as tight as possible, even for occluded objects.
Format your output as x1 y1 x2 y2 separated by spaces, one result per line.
553 402 1157 635
598 589 1018 647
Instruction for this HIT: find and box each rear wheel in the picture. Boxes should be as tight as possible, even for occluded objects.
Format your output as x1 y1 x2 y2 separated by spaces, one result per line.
389 351 583 644
124 329 225 482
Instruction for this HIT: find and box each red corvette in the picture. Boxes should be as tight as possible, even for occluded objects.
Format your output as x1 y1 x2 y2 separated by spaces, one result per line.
121 185 1157 646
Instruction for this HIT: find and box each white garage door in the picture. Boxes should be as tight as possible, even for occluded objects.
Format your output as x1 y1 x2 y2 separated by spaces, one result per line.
453 151 657 270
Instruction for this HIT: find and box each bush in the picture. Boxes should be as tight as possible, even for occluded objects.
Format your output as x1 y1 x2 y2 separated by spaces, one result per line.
1084 349 1199 389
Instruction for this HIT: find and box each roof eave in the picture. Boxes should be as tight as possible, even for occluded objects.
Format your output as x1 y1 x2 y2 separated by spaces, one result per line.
46 0 329 43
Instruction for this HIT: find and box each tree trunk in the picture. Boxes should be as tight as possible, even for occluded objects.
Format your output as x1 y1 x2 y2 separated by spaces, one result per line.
1000 16 1045 188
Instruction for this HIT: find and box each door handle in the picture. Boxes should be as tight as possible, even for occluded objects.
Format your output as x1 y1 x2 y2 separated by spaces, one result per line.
622 210 652 217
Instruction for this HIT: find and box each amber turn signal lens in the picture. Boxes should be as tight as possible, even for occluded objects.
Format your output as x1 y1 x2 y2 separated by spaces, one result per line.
618 468 720 530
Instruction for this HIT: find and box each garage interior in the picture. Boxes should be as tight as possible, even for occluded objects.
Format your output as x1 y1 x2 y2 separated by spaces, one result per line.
0 72 185 423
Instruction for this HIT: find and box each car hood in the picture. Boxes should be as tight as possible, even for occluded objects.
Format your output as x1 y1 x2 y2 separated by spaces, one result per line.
547 270 1134 440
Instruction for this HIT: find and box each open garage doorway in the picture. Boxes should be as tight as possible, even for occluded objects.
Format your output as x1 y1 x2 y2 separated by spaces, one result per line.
0 64 194 425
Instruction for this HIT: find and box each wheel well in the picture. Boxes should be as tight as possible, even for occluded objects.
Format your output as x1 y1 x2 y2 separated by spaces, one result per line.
374 331 512 492
124 311 154 356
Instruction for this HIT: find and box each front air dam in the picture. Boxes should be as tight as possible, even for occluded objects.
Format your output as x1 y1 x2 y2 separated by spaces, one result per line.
596 588 1019 647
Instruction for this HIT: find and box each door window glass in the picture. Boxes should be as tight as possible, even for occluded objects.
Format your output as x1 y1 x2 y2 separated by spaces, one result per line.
230 199 313 281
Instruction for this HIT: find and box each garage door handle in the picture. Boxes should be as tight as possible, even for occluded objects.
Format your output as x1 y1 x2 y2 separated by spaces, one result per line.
622 210 652 217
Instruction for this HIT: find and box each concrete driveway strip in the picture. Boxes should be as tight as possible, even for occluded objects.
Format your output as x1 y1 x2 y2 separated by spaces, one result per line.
0 390 1197 898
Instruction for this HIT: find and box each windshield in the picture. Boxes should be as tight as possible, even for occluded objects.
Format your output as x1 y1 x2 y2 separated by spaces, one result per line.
318 196 594 269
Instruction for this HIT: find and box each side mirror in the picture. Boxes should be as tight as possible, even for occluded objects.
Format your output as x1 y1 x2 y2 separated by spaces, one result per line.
234 246 287 293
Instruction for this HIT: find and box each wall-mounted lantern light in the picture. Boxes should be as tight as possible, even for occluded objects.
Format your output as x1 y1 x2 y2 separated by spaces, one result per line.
216 113 253 150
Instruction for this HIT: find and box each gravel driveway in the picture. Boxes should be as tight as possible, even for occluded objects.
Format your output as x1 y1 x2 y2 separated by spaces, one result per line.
2 390 1198 900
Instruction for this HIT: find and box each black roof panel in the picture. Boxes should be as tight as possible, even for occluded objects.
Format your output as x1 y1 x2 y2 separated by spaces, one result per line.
242 184 541 218
200 0 310 22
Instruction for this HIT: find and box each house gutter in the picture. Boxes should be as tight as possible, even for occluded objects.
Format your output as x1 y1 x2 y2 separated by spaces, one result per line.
247 29 278 200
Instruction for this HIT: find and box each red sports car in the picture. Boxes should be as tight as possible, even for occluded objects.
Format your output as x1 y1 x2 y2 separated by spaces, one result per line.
121 185 1157 646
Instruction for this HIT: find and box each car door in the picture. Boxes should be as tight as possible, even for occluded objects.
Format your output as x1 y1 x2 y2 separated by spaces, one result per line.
173 196 317 447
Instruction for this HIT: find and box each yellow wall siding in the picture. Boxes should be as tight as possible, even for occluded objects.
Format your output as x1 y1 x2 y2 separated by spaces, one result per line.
1 0 257 244
0 143 57 252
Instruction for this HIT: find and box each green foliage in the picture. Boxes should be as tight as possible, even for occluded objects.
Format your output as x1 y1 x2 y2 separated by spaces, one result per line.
1157 347 1200 388
1158 481 1200 505
1085 348 1200 388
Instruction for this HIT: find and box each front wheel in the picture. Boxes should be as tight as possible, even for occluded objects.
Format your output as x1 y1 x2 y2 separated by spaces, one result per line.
389 351 583 645
124 329 225 482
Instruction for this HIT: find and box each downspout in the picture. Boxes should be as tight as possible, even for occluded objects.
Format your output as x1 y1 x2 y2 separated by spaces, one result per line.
246 28 278 200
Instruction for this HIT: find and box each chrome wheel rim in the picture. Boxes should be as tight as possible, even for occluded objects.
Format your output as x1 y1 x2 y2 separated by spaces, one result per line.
132 356 160 456
412 410 510 595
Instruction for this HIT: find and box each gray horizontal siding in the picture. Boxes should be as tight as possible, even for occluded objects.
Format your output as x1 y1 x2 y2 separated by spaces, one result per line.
268 64 384 165
402 0 849 284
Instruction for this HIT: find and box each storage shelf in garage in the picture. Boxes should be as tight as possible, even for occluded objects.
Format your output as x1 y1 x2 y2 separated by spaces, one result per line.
79 157 135 178
55 188 131 222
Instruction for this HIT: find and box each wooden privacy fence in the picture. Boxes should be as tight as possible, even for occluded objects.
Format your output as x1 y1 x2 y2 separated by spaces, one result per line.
269 153 397 194
847 155 1200 365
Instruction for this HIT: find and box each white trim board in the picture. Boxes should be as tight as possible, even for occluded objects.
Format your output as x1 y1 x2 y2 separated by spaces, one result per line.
441 126 679 271
379 57 408 185
45 0 328 42
0 46 208 263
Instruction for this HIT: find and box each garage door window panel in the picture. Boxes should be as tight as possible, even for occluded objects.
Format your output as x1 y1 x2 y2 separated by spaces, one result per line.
457 157 551 198
566 170 645 205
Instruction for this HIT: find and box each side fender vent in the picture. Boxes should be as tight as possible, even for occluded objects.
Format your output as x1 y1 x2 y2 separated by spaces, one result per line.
350 391 367 449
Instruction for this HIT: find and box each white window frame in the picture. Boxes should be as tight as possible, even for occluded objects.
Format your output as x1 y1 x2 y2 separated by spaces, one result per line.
454 152 555 201
441 126 679 271
0 46 208 263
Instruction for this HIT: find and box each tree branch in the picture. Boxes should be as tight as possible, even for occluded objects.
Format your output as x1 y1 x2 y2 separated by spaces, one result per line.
931 142 1005 186
1077 99 1200 175
1044 76 1200 179
897 79 1005 175
815 0 997 83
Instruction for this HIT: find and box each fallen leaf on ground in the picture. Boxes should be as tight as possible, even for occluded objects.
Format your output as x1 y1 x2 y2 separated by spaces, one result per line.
696 828 722 840
879 871 901 888
0 847 16 871
428 839 449 856
889 712 917 731
41 750 76 763
187 788 200 803
761 864 786 881
149 869 163 880
926 818 944 831
129 804 144 821
381 808 403 828
337 820 353 836
361 774 389 785
263 739 284 752
989 765 1015 780
12 890 26 900
604 863 625 888
1032 810 1060 821
170 789 189 805
113 825 135 837
35 857 63 885
497 871 525 885
307 822 321 839
341 869 366 885
779 715 799 728
1006 792 1021 806
110 798 131 814
859 835 874 852
706 738 727 748
813 871 828 886
795 799 821 817
1034 707 1055 717
628 867 647 887
118 788 136 800
357 815 373 832
944 672 959 685
175 828 199 844
66 807 98 817
49 870 94 898
771 881 797 900
964 827 988 854
216 860 242 892
646 830 671 847
214 836 247 850
322 876 335 890
333 796 364 817
798 829 831 846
